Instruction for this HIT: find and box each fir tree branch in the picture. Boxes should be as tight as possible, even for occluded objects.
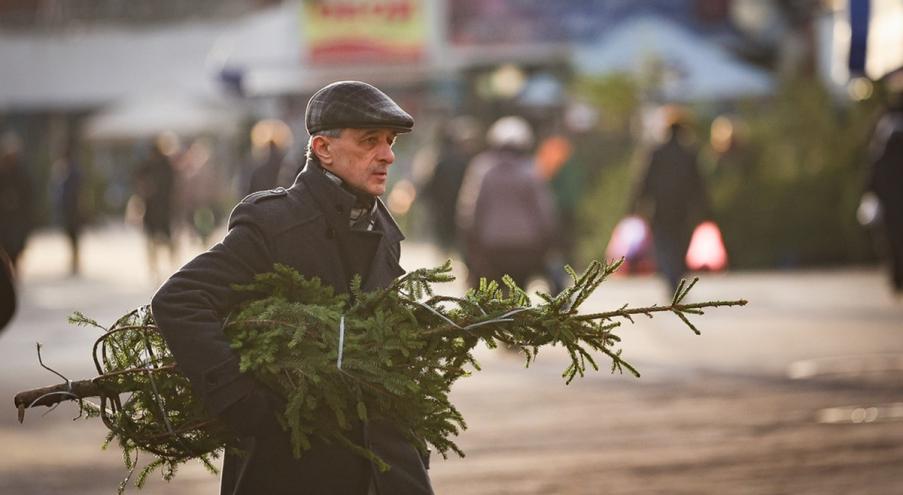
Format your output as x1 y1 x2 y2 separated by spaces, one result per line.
576 299 748 323
14 260 747 492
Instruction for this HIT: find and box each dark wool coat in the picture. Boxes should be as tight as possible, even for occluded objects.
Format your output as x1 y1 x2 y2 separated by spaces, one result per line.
150 162 433 495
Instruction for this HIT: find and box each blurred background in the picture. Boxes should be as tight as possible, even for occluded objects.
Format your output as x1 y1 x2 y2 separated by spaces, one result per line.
1 1 902 494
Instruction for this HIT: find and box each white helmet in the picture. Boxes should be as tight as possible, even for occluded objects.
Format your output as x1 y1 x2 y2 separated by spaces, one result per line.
487 116 533 151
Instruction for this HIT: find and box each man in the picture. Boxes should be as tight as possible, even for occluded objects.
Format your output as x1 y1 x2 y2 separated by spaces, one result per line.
151 81 433 495
633 109 711 293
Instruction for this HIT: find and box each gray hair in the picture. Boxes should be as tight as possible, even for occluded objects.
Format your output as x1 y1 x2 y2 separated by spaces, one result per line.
305 128 343 160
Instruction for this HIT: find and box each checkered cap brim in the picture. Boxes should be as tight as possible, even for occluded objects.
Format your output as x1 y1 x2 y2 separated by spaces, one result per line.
305 81 414 134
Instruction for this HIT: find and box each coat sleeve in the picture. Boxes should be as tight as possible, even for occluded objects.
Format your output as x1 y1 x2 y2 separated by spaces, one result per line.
150 201 273 417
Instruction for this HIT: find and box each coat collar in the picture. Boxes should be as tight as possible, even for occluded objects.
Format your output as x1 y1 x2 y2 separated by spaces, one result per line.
296 158 404 244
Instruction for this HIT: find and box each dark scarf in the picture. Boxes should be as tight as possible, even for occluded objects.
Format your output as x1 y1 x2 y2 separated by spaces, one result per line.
315 161 378 231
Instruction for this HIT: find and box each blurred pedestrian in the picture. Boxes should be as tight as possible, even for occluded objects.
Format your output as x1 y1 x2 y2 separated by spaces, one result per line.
246 119 295 194
0 247 15 333
457 116 557 290
248 141 288 194
0 131 33 273
535 133 577 293
420 115 481 254
134 134 177 283
535 110 593 290
632 108 711 293
50 142 85 276
865 90 903 293
176 138 223 247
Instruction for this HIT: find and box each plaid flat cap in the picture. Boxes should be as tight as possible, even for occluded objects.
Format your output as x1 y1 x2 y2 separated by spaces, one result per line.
305 81 414 134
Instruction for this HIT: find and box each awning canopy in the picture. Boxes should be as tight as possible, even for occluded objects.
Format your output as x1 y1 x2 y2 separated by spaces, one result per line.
0 3 301 111
83 93 243 141
0 25 227 111
573 15 774 101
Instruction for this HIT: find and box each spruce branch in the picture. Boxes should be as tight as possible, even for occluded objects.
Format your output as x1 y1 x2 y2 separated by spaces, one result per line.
13 259 745 492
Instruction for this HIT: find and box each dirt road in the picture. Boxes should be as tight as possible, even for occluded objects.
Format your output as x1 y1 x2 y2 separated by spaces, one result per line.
3 227 902 494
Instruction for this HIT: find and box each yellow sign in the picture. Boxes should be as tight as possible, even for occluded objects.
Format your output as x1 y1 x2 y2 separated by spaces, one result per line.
302 0 426 64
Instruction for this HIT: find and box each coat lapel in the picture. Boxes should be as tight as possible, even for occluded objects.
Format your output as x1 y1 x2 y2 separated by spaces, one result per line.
362 199 405 292
298 162 405 292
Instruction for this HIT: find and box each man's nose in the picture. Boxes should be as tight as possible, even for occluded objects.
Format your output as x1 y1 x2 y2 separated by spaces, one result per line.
377 142 395 164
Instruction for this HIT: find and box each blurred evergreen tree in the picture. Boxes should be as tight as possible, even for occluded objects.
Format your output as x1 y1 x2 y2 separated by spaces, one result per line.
574 75 880 269
710 77 878 268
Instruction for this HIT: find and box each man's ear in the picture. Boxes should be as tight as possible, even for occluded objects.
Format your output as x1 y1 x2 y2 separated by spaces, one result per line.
311 135 333 165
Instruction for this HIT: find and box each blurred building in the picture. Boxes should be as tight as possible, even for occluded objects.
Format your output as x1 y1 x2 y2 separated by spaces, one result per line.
0 0 277 26
0 0 834 225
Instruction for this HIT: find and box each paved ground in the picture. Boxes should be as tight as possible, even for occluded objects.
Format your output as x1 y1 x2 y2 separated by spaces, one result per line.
2 225 902 494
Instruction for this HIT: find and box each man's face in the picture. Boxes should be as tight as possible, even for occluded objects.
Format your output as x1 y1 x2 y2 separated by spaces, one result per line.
318 128 398 196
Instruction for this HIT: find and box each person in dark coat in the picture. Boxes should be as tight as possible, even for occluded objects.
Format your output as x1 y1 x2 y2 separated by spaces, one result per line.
151 81 433 495
866 95 903 293
0 132 33 272
247 140 285 194
633 112 711 293
51 143 85 275
421 116 481 253
135 136 177 282
136 139 176 239
246 119 297 195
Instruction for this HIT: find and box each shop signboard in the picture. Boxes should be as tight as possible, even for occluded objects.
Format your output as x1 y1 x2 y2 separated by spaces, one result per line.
302 0 426 64
448 0 701 46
